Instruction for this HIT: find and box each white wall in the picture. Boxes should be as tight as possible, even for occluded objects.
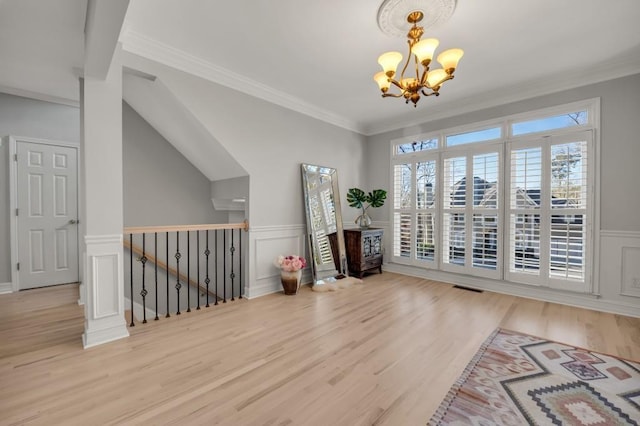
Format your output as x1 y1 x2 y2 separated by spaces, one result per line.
0 93 80 283
365 73 640 316
123 101 223 226
122 53 367 227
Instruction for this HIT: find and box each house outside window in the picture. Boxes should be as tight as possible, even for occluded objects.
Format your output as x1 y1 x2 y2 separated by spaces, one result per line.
391 99 598 293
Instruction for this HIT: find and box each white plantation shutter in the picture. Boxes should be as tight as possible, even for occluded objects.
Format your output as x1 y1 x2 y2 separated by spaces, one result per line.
508 146 542 281
472 153 500 271
549 141 588 282
441 149 501 278
415 160 436 262
506 131 592 291
393 164 413 259
442 156 466 267
392 157 438 264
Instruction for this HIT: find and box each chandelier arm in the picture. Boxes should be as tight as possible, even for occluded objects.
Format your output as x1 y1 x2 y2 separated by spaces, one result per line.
398 40 412 82
421 89 440 97
382 93 405 98
420 66 430 86
414 49 421 82
388 79 408 98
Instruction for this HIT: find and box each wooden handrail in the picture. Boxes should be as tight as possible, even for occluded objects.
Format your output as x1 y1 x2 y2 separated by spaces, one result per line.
124 220 249 235
123 239 220 300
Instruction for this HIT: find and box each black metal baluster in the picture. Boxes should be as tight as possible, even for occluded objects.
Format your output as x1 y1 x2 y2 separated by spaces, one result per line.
175 231 182 315
129 233 134 327
214 230 219 306
205 230 210 307
140 234 148 324
230 229 235 301
154 232 159 321
223 229 227 303
196 231 201 310
166 232 170 318
187 230 191 313
239 228 243 299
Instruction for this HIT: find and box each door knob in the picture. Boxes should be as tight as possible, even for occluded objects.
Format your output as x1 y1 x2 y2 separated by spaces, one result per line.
69 219 79 225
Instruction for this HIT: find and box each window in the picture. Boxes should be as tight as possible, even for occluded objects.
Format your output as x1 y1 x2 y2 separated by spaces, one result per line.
396 138 438 155
446 127 501 147
393 156 438 264
391 100 597 292
441 148 501 278
512 110 588 136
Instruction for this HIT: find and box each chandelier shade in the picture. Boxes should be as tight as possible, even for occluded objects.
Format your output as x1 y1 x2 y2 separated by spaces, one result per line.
411 38 439 64
374 10 463 106
377 51 403 77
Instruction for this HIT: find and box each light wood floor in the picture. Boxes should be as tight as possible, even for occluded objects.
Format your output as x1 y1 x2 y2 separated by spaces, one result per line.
1 273 639 425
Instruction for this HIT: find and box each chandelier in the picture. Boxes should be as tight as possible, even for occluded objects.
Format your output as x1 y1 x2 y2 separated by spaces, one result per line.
374 10 463 107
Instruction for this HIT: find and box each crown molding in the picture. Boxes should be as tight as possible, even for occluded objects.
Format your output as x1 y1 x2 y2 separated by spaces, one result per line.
363 57 640 135
119 29 640 138
0 84 79 107
120 29 365 135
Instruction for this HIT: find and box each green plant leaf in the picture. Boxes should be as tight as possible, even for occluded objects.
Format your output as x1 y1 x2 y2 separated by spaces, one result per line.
366 189 387 208
346 188 367 209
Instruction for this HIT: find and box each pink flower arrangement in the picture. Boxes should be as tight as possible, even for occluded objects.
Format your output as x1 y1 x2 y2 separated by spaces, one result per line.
275 255 307 272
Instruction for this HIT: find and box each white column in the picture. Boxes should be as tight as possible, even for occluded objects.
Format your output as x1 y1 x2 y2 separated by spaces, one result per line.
81 45 129 348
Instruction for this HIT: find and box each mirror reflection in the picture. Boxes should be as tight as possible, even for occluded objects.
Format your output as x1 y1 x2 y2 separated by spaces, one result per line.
301 164 347 284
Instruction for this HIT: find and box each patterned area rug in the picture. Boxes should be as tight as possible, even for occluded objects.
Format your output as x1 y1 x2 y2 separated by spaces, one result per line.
429 329 640 425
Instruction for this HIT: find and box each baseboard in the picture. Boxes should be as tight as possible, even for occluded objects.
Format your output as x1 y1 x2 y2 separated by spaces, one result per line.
82 322 129 349
124 297 157 324
383 263 640 318
0 282 12 294
245 277 313 299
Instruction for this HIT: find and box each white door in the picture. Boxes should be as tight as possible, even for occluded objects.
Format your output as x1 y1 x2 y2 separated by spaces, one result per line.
16 141 79 289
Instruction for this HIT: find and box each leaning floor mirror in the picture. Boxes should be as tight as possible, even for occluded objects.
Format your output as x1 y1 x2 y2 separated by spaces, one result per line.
301 164 347 285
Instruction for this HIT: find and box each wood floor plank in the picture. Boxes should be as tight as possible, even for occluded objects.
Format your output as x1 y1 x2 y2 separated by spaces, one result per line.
0 274 638 425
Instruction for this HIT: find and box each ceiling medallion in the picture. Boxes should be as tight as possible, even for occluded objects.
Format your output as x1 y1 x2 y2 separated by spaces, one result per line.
377 0 457 37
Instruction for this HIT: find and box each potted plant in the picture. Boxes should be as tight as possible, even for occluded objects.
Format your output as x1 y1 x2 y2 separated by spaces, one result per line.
346 188 387 229
275 255 307 295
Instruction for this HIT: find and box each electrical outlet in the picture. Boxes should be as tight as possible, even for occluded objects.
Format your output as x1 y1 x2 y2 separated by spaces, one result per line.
633 277 640 288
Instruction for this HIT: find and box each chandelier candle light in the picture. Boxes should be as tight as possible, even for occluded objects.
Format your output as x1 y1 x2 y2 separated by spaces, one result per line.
374 11 463 106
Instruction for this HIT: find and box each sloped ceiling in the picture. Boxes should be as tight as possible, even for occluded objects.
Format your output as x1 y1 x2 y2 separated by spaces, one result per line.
122 73 247 181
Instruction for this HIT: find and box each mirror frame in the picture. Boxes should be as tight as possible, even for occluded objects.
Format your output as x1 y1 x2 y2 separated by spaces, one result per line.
301 163 347 285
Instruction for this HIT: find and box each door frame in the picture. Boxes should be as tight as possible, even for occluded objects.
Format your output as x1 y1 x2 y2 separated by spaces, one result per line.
9 136 81 292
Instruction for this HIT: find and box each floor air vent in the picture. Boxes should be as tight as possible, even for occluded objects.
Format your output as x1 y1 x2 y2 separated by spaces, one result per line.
453 285 484 293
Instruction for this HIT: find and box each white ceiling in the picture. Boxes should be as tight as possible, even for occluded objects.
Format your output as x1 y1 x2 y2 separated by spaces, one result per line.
1 0 640 135
0 0 86 104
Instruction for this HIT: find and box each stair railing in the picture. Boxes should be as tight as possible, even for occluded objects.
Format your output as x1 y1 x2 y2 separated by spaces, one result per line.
123 221 248 326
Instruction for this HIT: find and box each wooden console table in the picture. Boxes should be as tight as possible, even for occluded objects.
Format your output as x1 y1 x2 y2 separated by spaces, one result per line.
344 228 383 278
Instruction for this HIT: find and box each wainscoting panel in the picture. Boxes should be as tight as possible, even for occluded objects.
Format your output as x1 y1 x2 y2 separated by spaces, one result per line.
601 231 640 299
246 225 308 298
384 229 640 318
83 234 129 348
92 253 120 319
